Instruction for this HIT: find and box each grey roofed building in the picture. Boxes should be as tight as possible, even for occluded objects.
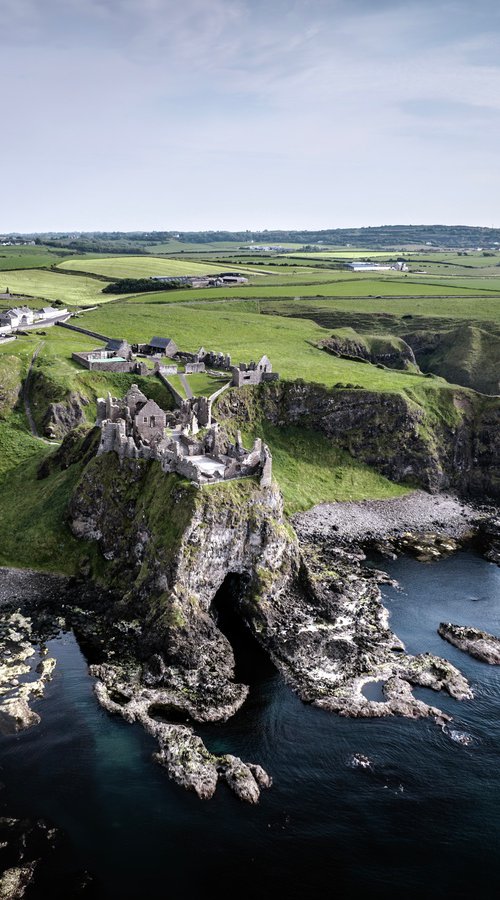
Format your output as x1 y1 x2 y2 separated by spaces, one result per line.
105 338 131 355
148 336 178 357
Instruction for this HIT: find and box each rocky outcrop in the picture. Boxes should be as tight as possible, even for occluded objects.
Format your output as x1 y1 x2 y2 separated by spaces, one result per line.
438 623 500 664
42 391 87 440
318 331 417 371
478 515 500 564
245 538 471 721
92 664 271 802
68 453 292 799
217 381 500 500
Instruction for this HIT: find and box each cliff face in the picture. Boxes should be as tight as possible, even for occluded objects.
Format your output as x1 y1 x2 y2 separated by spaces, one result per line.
69 454 296 716
403 325 500 396
318 332 417 371
67 454 297 800
217 382 500 500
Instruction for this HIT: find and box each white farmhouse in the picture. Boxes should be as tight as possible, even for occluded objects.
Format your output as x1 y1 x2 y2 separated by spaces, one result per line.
0 306 35 328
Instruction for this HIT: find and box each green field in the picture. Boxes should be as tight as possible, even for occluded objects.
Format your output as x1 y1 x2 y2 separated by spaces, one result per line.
284 250 397 259
74 301 461 407
115 278 500 309
56 255 268 279
0 245 72 270
190 372 230 396
258 294 500 324
0 268 123 306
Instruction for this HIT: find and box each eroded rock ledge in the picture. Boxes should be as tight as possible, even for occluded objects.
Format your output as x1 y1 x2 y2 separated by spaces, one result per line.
0 570 63 736
251 539 471 722
438 623 500 664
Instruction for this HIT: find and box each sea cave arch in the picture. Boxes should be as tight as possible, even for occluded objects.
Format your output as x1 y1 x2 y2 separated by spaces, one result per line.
209 573 275 685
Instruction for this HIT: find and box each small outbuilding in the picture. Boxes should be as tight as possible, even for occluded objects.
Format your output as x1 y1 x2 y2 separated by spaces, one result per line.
105 338 133 360
146 336 178 358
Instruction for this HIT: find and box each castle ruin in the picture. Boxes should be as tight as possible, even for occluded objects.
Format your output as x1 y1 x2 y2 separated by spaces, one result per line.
96 385 272 488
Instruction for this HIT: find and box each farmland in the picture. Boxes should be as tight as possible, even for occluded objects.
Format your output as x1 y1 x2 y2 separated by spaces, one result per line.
116 277 500 306
56 255 268 279
0 267 123 306
0 245 72 270
0 232 498 571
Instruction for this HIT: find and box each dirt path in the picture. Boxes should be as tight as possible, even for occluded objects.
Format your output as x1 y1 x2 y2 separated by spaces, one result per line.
179 373 194 399
23 343 44 437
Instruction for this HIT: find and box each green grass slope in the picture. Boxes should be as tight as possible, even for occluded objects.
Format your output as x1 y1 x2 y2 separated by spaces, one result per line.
243 423 409 514
0 268 123 306
56 255 264 279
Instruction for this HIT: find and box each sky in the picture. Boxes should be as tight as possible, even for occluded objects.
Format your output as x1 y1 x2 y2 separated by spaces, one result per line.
1 0 500 232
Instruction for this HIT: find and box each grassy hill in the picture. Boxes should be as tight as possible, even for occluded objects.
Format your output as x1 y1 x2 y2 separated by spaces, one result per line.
56 255 267 279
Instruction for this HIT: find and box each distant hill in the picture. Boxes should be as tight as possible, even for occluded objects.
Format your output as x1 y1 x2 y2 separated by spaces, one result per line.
2 225 500 251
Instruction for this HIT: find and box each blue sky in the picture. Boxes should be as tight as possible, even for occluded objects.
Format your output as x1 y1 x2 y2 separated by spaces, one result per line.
1 0 500 231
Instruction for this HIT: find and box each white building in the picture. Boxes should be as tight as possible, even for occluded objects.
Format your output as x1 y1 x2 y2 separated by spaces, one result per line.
36 306 69 320
0 306 35 328
346 262 393 272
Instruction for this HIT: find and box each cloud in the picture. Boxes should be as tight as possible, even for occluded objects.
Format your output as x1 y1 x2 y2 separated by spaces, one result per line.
1 0 500 229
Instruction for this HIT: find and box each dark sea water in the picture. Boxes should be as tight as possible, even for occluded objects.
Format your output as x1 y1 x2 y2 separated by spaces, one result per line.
2 551 500 899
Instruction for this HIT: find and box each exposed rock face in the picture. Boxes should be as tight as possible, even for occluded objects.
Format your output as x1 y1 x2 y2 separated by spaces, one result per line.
68 454 291 800
318 332 417 371
478 515 500 565
217 382 500 500
438 623 500 664
246 539 471 721
42 391 87 440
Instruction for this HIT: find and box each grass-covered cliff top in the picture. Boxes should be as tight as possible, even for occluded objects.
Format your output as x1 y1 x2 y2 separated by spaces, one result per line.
0 239 498 574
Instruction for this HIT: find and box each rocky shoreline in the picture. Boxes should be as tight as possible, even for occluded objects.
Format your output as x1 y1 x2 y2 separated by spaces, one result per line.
292 492 485 544
1 485 498 808
0 569 65 737
293 492 500 563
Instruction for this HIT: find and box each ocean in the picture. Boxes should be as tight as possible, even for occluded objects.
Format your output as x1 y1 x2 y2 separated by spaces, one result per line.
2 550 500 899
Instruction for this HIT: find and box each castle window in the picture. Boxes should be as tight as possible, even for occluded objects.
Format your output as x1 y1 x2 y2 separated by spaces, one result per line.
143 416 147 422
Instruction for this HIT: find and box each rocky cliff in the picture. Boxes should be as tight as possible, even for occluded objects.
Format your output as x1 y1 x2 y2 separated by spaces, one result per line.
64 443 479 800
217 381 500 500
68 454 295 800
318 330 417 371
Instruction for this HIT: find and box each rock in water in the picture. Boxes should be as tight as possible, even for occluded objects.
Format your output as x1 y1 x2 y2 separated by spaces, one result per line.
0 863 37 900
438 623 500 664
0 698 41 736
